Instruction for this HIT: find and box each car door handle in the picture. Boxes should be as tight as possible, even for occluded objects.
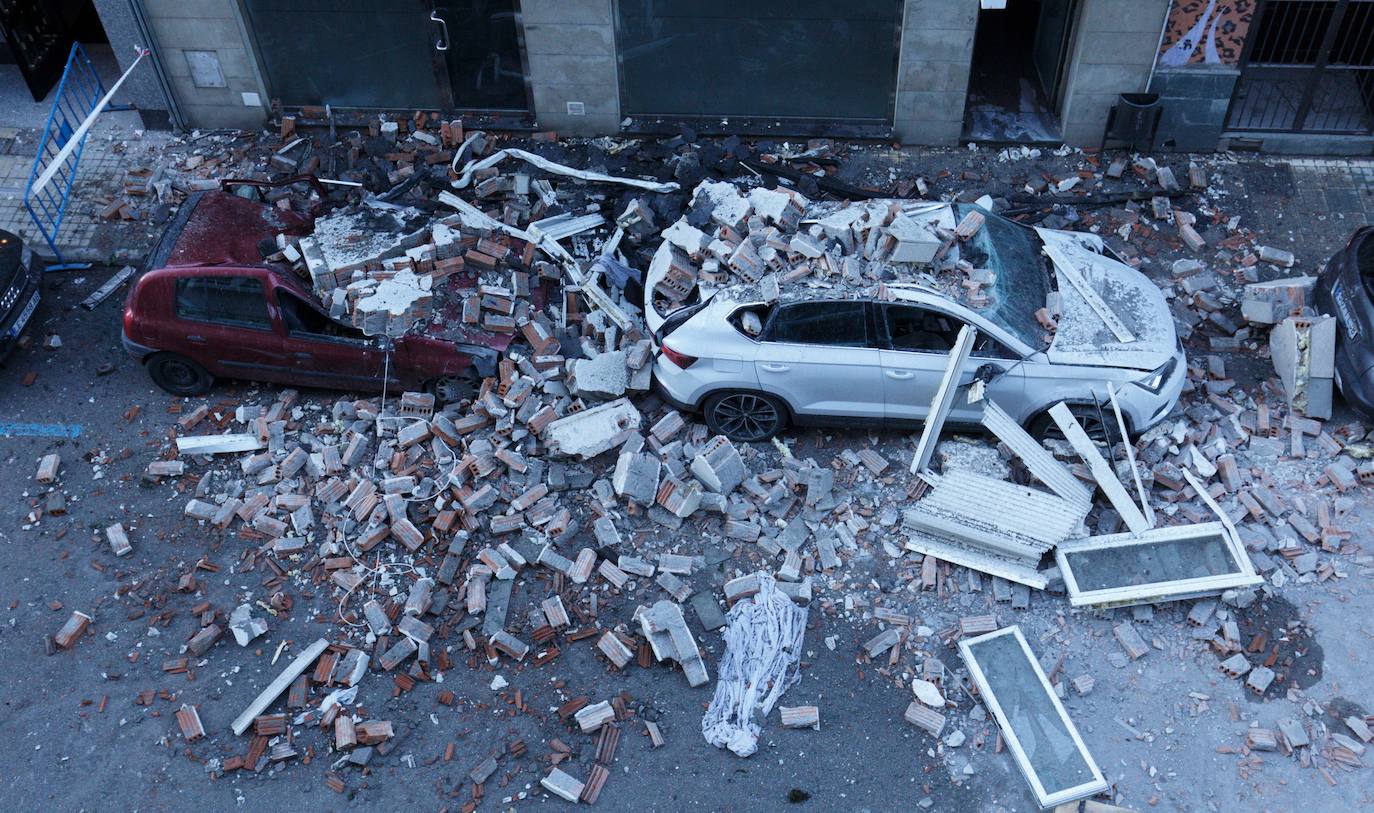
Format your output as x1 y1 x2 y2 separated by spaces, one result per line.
885 370 914 380
186 335 206 344
291 352 312 360
759 363 790 373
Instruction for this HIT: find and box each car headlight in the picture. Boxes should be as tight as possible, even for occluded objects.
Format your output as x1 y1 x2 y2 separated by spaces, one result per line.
1134 357 1176 394
21 244 33 271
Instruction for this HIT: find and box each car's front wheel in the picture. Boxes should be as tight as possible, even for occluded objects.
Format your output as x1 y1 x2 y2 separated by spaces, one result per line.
1027 404 1114 445
147 352 214 396
703 391 787 443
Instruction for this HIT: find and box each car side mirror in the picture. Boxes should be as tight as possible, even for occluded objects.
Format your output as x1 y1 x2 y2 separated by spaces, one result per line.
973 363 1003 385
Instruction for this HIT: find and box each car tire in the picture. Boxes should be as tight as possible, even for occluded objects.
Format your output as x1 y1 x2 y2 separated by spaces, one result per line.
429 370 480 404
703 391 787 443
1027 404 1115 445
147 352 214 396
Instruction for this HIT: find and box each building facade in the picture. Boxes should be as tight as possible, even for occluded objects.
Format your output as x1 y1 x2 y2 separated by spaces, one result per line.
68 0 1372 152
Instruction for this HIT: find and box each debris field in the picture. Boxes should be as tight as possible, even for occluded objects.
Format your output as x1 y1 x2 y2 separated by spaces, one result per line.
15 122 1374 812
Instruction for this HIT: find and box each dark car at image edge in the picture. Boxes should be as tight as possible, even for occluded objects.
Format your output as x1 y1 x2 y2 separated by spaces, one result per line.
1314 225 1374 417
0 229 44 361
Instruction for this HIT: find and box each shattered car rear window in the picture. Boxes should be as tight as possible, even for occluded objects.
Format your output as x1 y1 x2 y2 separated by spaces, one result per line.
956 204 1052 349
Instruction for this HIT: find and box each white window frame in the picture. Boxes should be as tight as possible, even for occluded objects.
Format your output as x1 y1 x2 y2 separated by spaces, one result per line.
1055 521 1264 608
959 625 1108 809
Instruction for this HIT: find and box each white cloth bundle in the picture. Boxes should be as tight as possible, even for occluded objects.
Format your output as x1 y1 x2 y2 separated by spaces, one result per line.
701 573 807 757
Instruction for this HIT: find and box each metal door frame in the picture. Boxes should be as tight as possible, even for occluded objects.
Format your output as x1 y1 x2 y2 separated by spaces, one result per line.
1226 0 1374 134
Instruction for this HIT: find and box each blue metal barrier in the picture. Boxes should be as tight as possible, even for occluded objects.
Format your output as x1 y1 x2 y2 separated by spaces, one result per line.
22 43 112 271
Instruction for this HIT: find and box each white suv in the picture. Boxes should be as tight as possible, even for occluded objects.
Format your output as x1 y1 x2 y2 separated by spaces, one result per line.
645 196 1185 443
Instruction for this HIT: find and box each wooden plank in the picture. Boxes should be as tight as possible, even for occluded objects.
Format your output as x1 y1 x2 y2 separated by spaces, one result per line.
80 266 136 310
1048 403 1149 534
231 638 329 735
911 325 976 473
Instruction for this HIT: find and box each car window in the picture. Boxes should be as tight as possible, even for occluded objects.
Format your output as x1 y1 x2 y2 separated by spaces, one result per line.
764 301 868 347
175 277 270 329
279 291 366 342
973 332 1020 360
882 304 957 352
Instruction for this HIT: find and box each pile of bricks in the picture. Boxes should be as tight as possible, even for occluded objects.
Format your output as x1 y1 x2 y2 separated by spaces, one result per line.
648 180 995 325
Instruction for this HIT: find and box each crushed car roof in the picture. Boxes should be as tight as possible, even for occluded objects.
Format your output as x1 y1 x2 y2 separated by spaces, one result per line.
646 181 1174 368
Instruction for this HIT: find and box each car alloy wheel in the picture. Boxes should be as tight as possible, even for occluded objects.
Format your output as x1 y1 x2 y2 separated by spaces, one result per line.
707 392 783 443
1030 407 1113 445
431 372 479 404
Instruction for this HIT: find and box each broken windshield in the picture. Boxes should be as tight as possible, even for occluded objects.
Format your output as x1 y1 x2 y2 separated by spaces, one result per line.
956 204 1051 349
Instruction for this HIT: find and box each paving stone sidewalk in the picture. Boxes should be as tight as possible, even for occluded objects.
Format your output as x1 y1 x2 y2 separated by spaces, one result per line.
0 122 178 265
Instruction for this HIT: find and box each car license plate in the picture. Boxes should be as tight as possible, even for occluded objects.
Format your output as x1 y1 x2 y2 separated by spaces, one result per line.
1332 281 1360 339
8 290 38 339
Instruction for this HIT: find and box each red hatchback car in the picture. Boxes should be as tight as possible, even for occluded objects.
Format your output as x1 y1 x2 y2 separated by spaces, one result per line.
122 188 503 400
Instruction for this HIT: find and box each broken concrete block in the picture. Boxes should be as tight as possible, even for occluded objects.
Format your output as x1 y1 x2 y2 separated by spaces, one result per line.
35 454 60 483
656 475 702 518
904 701 945 737
575 700 615 733
543 399 641 459
53 610 92 648
230 603 269 646
1113 622 1149 660
1241 276 1315 324
568 351 628 400
362 600 391 636
690 435 746 493
612 451 661 505
887 215 942 264
1246 665 1275 694
597 631 634 669
1257 245 1296 267
779 705 820 729
1270 315 1336 420
638 600 709 687
105 523 133 557
541 767 585 802
747 187 806 230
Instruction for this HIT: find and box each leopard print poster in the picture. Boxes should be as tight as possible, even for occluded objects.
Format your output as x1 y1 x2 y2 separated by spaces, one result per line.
1158 0 1255 65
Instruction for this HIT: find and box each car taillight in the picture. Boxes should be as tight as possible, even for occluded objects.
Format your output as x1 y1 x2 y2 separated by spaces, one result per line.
660 344 698 369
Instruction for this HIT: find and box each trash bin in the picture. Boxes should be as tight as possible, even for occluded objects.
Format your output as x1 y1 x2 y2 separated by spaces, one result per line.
1101 92 1163 152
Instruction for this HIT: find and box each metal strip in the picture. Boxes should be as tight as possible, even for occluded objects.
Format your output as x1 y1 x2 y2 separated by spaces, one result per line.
1107 382 1155 527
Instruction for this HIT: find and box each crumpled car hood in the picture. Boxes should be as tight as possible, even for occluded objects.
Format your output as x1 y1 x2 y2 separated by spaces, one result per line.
1036 228 1176 371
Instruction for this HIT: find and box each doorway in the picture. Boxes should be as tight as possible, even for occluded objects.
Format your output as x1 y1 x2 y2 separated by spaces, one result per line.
0 0 109 101
241 0 530 113
963 0 1078 142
